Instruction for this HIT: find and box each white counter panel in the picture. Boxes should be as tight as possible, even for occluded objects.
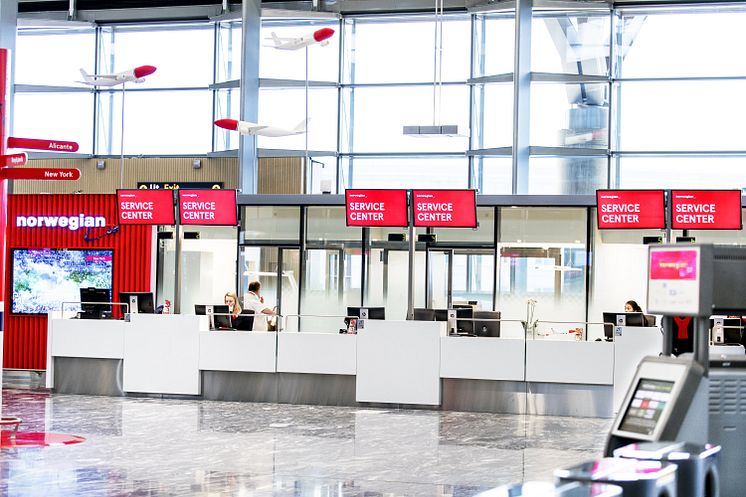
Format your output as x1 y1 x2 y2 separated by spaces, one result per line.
123 314 201 395
277 332 356 375
526 340 614 385
48 318 126 359
440 336 525 381
356 320 445 405
613 326 663 411
199 331 277 373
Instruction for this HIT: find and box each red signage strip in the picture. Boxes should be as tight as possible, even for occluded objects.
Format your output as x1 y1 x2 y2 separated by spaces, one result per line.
345 189 409 227
178 189 237 226
7 136 79 153
0 167 80 180
671 190 742 230
117 189 175 225
0 153 27 167
596 190 666 229
412 189 477 228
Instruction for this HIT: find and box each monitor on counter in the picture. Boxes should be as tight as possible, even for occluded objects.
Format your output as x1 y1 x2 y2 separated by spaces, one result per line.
413 308 436 321
454 307 475 334
346 306 386 320
472 310 501 338
80 287 112 319
603 312 647 338
119 292 155 314
233 310 255 331
195 304 233 329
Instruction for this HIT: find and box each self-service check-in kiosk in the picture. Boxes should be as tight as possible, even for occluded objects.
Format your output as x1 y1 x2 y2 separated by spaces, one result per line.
554 458 677 497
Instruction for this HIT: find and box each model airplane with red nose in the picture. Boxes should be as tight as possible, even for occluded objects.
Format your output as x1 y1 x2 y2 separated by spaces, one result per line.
214 118 308 137
77 65 157 86
265 27 335 50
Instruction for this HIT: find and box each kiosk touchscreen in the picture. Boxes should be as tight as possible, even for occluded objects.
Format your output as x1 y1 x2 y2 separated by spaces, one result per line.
605 355 707 455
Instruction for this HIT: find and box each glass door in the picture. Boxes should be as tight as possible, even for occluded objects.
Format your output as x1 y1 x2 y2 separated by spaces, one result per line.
239 246 300 330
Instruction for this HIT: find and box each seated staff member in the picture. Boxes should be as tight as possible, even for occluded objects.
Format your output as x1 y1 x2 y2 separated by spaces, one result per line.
244 281 276 331
625 300 643 313
224 291 242 318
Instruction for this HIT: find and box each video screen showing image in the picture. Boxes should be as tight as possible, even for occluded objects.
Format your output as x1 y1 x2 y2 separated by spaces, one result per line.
11 248 113 315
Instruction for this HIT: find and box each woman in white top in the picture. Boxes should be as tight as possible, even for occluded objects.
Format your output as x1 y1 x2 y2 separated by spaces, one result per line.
243 281 275 331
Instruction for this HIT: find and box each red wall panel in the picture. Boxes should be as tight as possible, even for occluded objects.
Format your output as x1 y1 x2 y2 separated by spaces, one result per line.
3 194 152 370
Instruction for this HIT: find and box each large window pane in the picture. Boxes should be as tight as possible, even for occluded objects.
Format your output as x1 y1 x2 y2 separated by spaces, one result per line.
433 207 495 243
619 10 746 78
474 157 512 194
342 157 469 190
14 93 94 154
617 157 746 189
17 28 96 86
532 12 611 75
472 83 513 150
528 157 607 194
99 24 214 88
343 15 470 84
344 86 470 153
97 90 212 155
473 14 515 77
499 207 588 337
241 206 300 242
260 21 339 81
257 88 337 151
214 88 242 151
531 83 608 148
216 21 242 82
618 81 746 151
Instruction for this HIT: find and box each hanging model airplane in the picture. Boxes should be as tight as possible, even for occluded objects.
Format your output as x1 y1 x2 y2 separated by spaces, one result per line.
77 65 157 86
214 118 308 138
264 27 335 50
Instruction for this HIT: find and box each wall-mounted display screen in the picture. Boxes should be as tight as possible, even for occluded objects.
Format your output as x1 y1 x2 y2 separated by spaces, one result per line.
412 189 477 228
618 378 675 436
11 248 113 314
178 189 237 226
671 190 742 230
596 190 666 229
117 189 175 225
345 189 408 227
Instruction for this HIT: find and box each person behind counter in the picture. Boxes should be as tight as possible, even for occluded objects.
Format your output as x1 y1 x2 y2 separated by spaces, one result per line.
244 281 276 331
625 300 643 313
224 291 242 318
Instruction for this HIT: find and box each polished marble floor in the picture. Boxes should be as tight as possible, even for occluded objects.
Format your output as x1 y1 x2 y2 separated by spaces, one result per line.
0 372 612 497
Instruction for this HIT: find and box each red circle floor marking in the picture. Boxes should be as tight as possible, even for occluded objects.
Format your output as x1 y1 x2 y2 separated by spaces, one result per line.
0 432 86 448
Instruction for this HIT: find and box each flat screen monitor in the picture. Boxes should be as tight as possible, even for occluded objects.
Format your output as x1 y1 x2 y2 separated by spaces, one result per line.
618 378 675 436
80 287 112 319
346 306 386 320
603 312 647 338
454 307 475 334
195 304 233 329
234 310 255 331
433 309 449 322
413 308 436 321
119 292 155 314
473 311 501 338
710 317 744 345
11 248 113 315
644 315 657 327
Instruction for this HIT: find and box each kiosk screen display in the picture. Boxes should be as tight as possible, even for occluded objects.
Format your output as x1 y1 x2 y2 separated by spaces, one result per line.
619 378 675 436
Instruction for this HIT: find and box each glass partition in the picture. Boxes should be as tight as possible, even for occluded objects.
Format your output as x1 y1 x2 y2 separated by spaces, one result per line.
241 206 300 243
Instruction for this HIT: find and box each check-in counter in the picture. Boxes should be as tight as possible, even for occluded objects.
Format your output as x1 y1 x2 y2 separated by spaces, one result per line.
526 339 614 385
277 332 356 375
200 330 277 373
440 336 525 381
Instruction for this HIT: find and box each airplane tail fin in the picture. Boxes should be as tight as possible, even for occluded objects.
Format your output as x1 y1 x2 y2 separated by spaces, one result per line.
79 68 92 81
293 118 309 133
271 32 281 46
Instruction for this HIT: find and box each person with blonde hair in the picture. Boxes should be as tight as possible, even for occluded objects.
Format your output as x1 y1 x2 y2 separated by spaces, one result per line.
224 291 242 318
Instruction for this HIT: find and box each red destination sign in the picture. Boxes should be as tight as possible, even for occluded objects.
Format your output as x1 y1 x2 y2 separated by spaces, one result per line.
0 153 27 167
178 189 237 226
596 190 666 229
0 167 80 180
117 189 175 225
7 136 79 152
412 189 477 228
671 190 742 230
345 189 408 227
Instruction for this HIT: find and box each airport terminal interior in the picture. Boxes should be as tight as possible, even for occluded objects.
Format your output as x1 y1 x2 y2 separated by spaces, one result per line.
2 0 746 495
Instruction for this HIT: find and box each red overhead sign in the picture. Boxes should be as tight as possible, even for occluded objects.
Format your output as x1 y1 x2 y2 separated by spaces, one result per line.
178 189 237 226
0 153 27 167
0 167 80 180
117 189 175 225
597 190 666 229
7 136 79 152
345 189 408 227
671 190 742 230
412 189 477 228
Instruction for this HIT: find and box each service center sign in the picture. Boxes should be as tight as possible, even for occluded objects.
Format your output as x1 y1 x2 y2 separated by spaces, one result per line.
671 190 742 230
345 189 408 227
117 189 175 225
412 190 477 228
597 190 665 229
178 189 237 226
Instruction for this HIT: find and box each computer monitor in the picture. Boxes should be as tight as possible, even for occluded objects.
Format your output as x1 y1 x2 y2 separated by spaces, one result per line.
644 314 657 327
346 306 386 320
413 308 436 321
710 317 743 345
79 287 112 319
473 310 501 338
433 309 449 322
233 310 255 331
119 292 155 314
603 312 647 338
195 304 233 330
454 307 475 334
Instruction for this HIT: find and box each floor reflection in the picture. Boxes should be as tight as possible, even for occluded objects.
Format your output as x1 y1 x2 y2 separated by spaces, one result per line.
0 384 611 497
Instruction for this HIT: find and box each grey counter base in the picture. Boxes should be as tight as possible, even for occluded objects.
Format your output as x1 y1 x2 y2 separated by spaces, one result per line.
52 359 613 417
